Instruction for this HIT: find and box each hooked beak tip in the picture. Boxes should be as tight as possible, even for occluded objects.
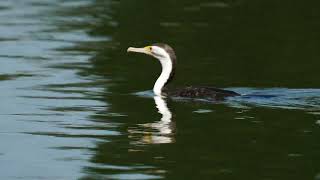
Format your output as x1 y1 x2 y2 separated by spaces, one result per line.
127 47 133 53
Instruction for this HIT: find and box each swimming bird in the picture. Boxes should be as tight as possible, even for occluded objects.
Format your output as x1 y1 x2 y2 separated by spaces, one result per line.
127 43 240 100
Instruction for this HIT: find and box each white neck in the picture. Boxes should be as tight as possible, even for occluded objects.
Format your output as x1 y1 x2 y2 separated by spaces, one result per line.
153 56 172 96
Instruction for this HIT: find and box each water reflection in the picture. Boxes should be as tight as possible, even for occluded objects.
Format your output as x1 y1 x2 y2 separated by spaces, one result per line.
227 88 320 112
129 96 175 144
2 0 320 179
146 96 174 144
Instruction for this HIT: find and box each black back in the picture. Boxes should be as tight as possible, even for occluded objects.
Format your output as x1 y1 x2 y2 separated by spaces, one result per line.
164 86 240 100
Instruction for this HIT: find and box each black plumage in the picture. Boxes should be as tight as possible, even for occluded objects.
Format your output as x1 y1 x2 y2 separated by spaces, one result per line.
152 43 240 100
164 86 240 100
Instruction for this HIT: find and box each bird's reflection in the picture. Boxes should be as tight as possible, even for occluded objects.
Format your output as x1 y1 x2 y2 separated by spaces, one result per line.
130 96 175 144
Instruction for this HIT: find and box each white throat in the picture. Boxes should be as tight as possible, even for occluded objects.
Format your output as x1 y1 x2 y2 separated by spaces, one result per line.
153 56 172 96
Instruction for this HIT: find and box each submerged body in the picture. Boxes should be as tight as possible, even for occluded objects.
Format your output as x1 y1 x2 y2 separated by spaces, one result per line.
127 43 240 100
164 86 240 100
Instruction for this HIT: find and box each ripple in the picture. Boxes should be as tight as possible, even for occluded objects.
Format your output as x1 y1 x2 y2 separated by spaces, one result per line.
193 109 213 113
227 88 320 111
0 73 34 81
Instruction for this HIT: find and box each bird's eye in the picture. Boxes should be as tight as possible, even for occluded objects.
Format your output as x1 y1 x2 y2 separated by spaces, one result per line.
149 47 152 51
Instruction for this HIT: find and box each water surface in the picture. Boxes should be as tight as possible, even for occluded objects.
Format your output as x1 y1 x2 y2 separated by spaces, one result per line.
1 0 320 179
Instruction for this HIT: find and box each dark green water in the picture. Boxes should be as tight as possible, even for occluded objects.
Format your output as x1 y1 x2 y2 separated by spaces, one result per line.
1 0 320 179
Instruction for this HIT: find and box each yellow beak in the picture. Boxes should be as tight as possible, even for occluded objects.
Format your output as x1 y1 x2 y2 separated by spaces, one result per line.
127 46 152 55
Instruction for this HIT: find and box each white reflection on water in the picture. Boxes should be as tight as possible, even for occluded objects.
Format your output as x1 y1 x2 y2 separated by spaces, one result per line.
129 95 175 145
144 96 174 144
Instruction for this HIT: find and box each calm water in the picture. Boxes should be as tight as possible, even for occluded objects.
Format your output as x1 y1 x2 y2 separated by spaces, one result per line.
1 0 320 179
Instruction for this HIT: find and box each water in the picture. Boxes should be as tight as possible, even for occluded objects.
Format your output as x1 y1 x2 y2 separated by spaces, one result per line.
1 0 320 179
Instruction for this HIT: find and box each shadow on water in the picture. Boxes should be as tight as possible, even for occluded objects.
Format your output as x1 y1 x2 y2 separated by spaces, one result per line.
1 0 320 179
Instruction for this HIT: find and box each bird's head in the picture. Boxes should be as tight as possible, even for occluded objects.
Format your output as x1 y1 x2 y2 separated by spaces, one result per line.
127 43 176 65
